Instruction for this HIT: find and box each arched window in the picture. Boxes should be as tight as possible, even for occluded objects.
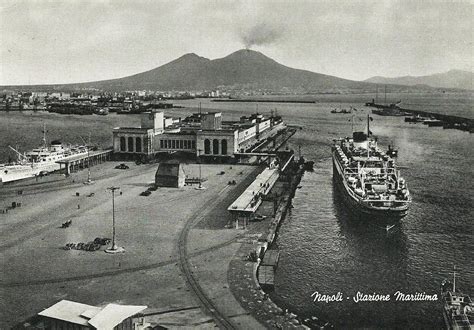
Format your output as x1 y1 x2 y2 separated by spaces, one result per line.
135 137 142 153
120 137 126 151
204 139 211 154
128 137 134 152
221 139 227 155
213 139 219 155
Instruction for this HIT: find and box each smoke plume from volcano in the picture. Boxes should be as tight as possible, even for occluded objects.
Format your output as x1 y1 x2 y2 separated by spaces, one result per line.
240 23 284 49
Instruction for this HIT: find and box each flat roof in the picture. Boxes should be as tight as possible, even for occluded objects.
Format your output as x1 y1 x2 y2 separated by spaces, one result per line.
56 149 112 164
38 300 147 328
228 167 278 213
38 300 101 326
88 303 147 329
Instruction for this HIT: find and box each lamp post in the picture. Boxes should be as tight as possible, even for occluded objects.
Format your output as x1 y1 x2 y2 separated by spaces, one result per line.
195 149 205 190
79 133 93 184
105 186 124 253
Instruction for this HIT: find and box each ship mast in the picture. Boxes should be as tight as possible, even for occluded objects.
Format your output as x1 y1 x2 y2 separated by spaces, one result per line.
42 123 47 148
367 114 370 137
453 265 456 293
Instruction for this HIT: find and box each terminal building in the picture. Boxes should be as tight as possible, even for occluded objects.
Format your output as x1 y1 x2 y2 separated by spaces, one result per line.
112 110 286 162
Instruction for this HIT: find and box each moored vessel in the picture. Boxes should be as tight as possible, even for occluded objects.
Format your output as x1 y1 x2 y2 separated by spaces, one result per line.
441 267 473 329
332 115 411 220
0 125 88 184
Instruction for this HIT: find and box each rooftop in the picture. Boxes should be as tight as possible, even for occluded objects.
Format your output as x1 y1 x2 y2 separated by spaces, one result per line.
228 167 278 213
38 299 147 328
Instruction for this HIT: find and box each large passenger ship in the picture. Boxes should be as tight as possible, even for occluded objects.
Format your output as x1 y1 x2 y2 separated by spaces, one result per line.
332 116 411 219
0 126 88 184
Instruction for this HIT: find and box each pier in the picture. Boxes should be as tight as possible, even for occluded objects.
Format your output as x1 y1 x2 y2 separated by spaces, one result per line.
228 166 279 228
57 149 113 175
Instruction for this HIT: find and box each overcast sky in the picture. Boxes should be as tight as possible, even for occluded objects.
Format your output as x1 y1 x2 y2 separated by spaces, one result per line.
0 0 472 85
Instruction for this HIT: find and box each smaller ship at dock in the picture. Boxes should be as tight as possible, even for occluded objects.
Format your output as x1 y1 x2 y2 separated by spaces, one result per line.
0 125 89 185
332 115 411 220
441 267 473 329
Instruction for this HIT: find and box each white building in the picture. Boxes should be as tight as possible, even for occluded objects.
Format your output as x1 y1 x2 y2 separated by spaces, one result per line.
112 110 284 162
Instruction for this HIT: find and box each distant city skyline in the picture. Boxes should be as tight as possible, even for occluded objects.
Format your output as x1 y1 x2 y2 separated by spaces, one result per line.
0 0 472 85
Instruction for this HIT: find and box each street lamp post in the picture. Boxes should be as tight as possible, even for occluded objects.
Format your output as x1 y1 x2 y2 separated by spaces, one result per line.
79 133 93 185
195 149 205 190
105 186 124 254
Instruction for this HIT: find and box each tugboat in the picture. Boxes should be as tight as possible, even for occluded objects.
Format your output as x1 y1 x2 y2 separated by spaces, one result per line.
441 267 473 329
332 115 411 219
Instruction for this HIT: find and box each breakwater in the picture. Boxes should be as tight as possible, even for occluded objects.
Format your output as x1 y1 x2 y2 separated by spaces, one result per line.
366 102 474 132
212 99 317 104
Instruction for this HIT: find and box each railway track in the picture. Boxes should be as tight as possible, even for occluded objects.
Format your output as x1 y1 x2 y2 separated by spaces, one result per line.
177 185 236 329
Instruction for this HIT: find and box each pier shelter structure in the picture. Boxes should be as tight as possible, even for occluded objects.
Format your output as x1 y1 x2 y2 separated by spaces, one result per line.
227 166 279 228
57 149 113 176
37 299 147 329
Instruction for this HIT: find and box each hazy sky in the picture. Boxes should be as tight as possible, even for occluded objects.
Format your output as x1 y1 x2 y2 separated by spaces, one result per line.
1 0 472 85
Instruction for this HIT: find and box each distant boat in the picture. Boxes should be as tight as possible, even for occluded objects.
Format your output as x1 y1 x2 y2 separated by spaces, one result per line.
331 108 352 114
405 115 425 123
96 107 109 115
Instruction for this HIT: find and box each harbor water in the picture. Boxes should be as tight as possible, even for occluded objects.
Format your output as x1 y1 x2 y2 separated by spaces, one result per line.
0 92 472 328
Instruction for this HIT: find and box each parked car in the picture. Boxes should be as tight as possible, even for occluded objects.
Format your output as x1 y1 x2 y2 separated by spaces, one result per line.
115 163 130 170
140 190 151 196
94 237 111 245
38 171 49 177
253 214 267 221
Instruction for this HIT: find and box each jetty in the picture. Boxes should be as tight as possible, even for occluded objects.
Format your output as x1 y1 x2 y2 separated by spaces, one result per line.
365 101 474 132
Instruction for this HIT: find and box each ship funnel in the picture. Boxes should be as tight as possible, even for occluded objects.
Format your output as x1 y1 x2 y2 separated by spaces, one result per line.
353 131 367 142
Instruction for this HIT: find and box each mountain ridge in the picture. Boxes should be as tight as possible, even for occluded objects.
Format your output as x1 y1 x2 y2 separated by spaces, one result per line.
1 49 465 92
365 69 473 90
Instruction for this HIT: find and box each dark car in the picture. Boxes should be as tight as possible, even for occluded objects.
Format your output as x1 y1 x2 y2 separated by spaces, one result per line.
94 237 111 245
115 163 130 170
38 171 49 177
140 190 151 196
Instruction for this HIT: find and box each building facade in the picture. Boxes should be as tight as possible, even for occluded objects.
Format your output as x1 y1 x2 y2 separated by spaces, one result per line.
112 110 283 162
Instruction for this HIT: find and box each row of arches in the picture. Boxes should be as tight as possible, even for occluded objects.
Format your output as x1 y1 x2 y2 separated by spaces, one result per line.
120 136 142 153
204 139 227 155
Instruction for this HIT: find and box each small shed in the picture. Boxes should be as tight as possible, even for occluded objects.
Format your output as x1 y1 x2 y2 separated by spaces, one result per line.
155 161 185 188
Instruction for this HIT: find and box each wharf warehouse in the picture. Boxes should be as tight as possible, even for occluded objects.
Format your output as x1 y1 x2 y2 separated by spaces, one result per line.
112 110 285 162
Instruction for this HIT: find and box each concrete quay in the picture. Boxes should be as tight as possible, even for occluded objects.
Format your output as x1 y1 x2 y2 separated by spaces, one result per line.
0 160 267 328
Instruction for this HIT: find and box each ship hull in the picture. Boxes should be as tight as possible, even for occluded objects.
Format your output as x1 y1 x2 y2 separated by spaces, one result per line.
1 150 87 185
332 152 409 220
0 162 62 184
